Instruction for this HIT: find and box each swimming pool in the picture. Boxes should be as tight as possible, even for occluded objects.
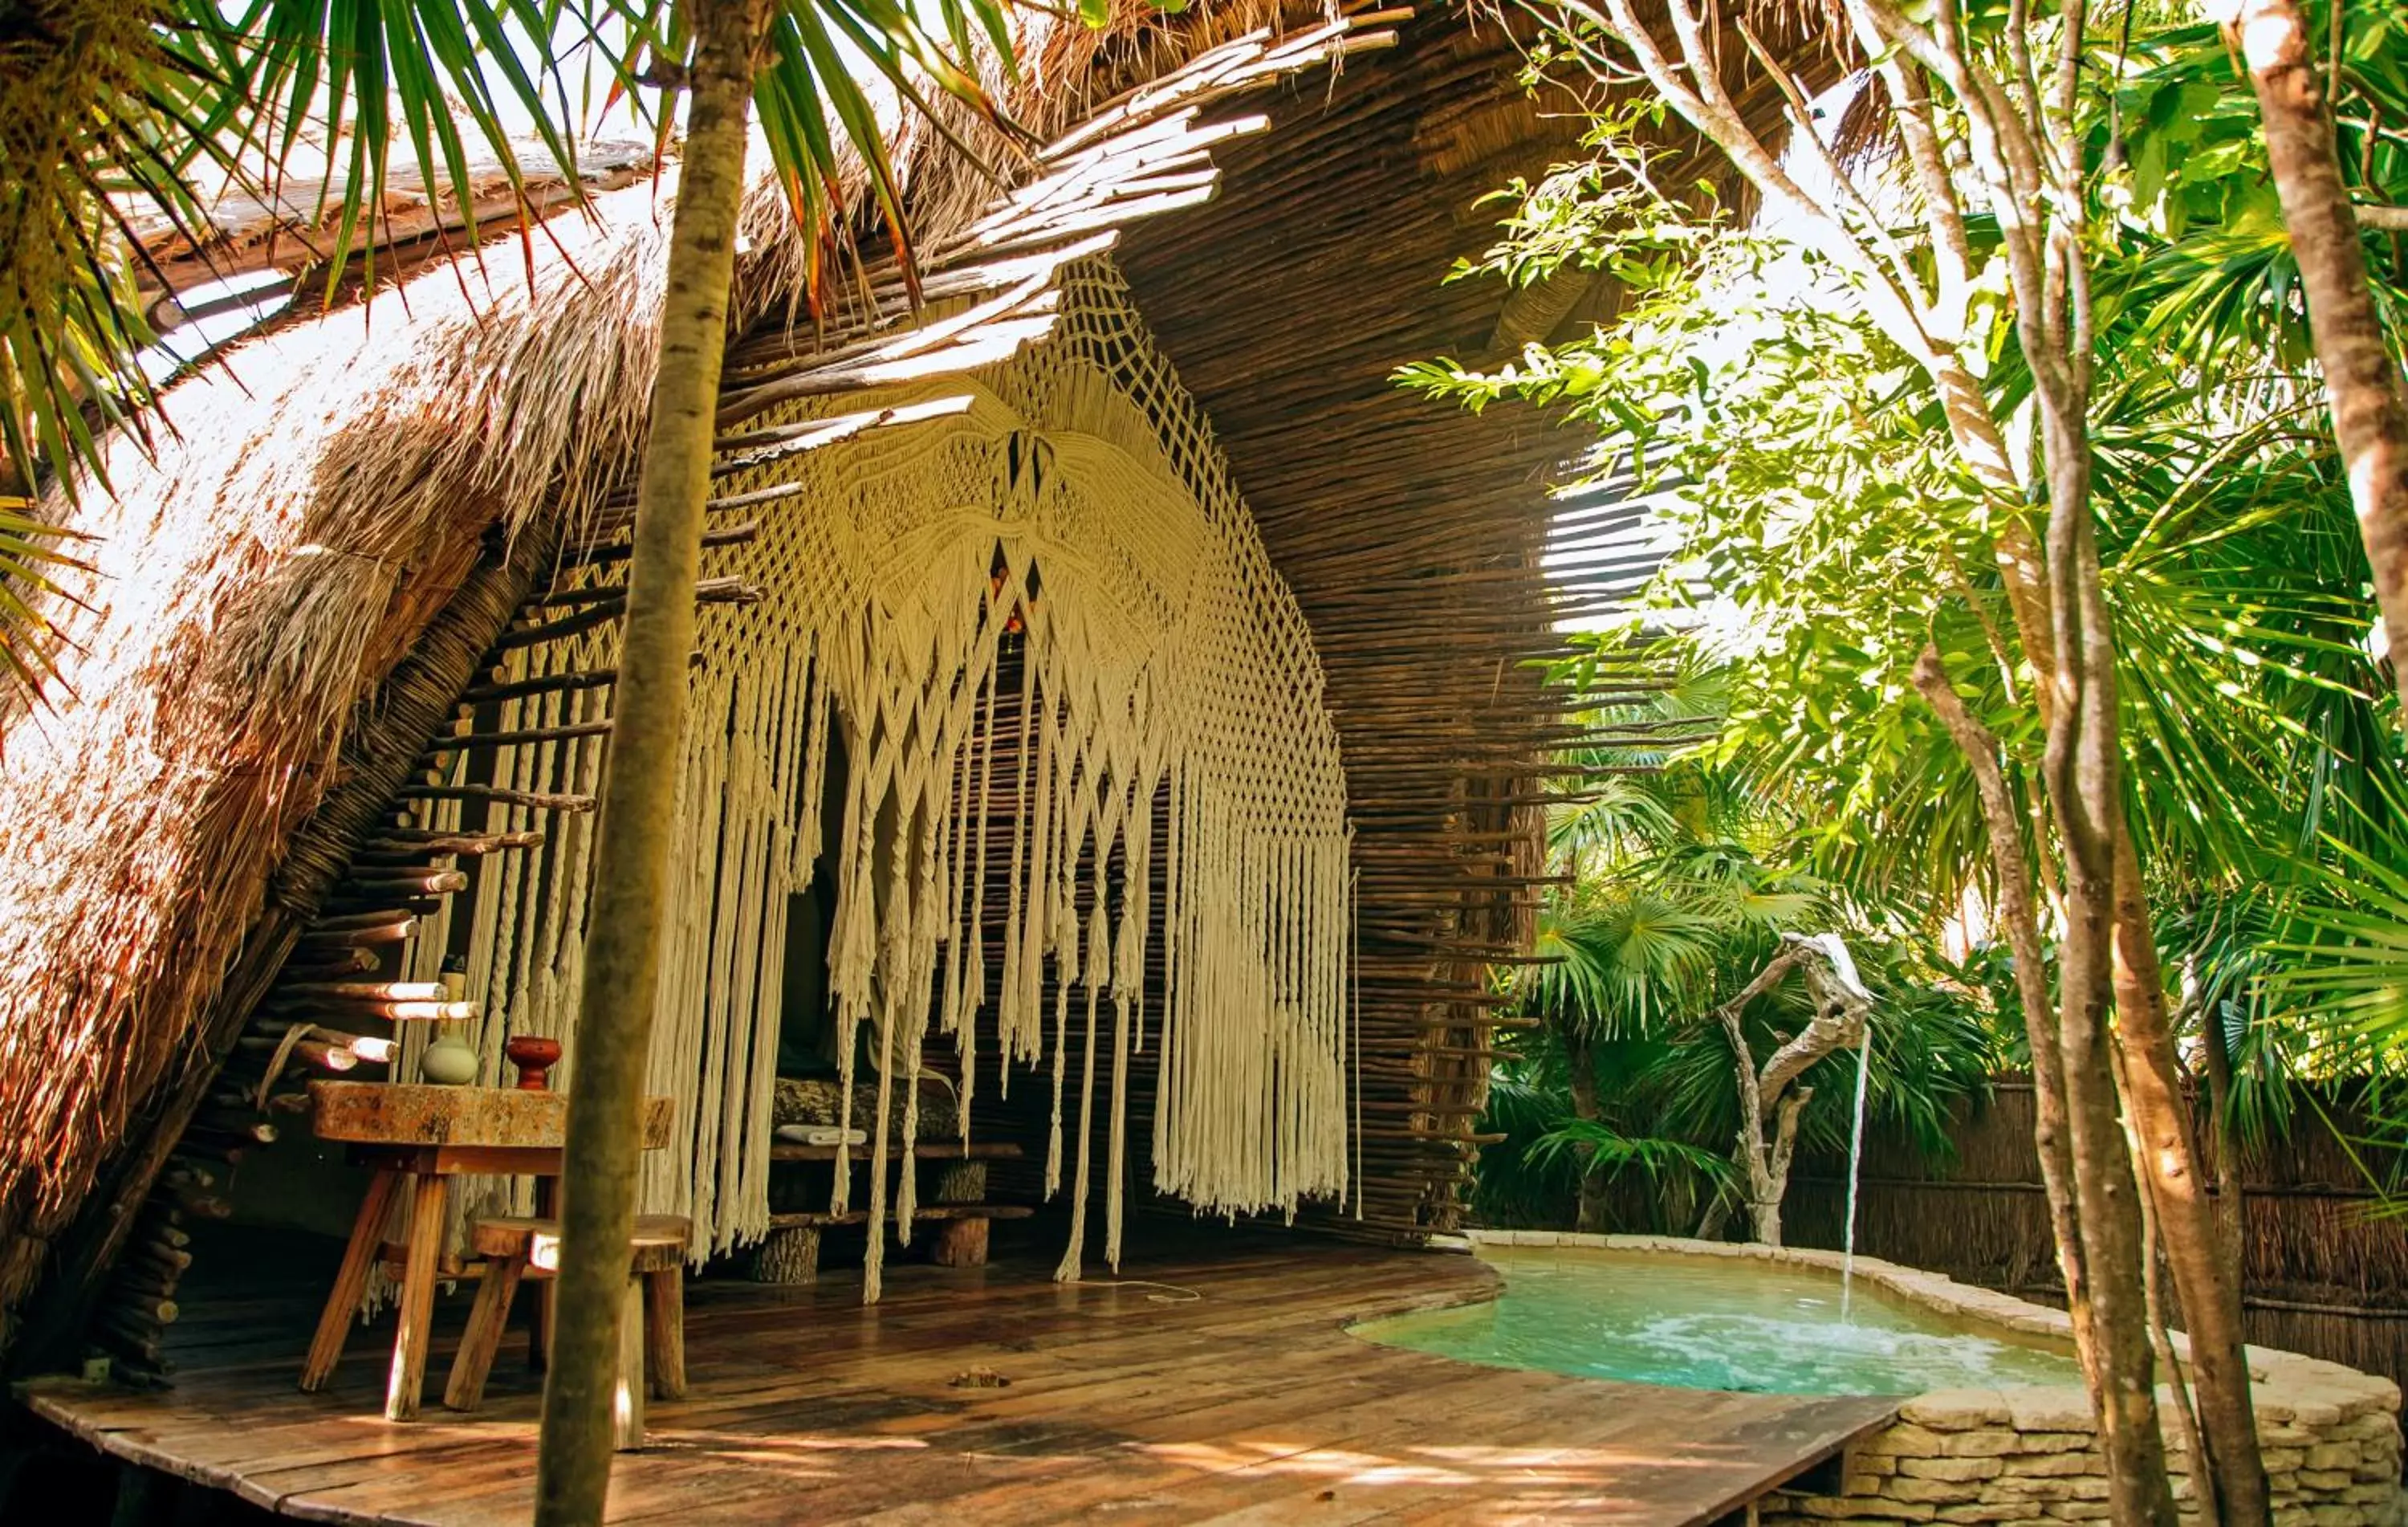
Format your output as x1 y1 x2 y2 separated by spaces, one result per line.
1351 1243 2082 1398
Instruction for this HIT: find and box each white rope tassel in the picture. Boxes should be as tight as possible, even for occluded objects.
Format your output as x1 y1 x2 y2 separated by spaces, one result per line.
466 259 1354 1288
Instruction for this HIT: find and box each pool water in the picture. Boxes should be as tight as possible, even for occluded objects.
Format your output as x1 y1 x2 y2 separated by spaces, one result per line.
1352 1247 2081 1398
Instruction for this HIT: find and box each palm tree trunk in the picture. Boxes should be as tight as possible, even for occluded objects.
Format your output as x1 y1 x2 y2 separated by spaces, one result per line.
2233 0 2408 720
532 2 764 1519
2110 842 2271 1523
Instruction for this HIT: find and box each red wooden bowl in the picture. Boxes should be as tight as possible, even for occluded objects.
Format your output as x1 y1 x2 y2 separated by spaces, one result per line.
505 1035 563 1092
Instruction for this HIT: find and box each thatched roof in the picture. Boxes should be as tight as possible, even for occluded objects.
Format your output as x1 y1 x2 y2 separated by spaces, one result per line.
0 0 1823 1354
127 136 658 312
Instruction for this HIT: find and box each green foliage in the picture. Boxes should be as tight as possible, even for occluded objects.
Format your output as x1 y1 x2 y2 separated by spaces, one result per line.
0 495 92 692
1425 0 2408 1228
1475 655 2001 1232
1 0 1047 703
1406 4 2408 1137
1522 1118 1736 1195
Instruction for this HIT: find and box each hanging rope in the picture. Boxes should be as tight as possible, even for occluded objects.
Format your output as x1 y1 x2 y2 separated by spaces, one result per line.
421 258 1353 1289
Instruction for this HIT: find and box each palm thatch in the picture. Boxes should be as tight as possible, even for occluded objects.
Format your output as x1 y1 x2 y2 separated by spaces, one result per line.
0 0 1831 1357
0 178 673 1340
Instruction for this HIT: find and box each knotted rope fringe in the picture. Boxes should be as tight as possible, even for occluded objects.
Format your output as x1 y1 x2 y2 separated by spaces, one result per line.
405 258 1352 1291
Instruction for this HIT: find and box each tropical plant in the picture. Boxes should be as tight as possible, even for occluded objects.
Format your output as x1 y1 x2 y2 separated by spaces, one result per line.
0 497 90 695
2 0 1014 495
1409 0 2408 1506
1493 659 1997 1244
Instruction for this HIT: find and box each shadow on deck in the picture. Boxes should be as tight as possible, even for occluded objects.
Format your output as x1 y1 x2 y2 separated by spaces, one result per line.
13 1235 1895 1525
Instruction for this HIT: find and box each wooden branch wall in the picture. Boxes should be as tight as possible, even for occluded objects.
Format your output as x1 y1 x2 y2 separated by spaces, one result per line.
1112 7 1617 1241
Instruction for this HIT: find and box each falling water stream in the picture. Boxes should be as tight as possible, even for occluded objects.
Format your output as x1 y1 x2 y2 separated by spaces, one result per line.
1840 1019 1874 1319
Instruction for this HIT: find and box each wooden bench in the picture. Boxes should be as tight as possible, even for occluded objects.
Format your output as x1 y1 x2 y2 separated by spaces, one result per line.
753 1142 1023 1284
443 1214 688 1450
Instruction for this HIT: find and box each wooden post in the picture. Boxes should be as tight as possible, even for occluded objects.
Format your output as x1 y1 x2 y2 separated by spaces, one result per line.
750 1228 820 1285
444 1252 527 1412
612 1277 645 1452
641 1265 685 1401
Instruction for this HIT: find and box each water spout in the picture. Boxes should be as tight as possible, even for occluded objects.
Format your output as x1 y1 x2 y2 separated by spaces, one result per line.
1840 1016 1873 1320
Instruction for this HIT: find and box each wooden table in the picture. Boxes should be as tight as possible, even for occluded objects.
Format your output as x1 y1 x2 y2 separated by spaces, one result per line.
300 1081 676 1420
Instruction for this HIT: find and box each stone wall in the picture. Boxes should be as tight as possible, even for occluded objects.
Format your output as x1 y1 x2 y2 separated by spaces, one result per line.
1458 1232 2407 1527
1763 1378 2403 1527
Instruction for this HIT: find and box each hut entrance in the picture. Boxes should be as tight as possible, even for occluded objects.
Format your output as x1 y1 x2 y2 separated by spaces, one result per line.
204 257 1361 1306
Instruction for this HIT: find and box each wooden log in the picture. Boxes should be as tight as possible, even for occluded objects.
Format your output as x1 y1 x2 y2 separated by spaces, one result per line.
189 1110 279 1145
234 1035 364 1073
307 906 421 934
124 1243 193 1277
277 949 380 982
295 916 417 949
427 720 612 754
248 1020 401 1064
461 667 619 706
104 1265 182 1306
158 1163 214 1192
395 784 595 813
130 1223 189 1252
332 869 470 898
751 1227 821 1286
162 1190 232 1221
362 829 547 857
90 1321 171 1368
265 996 478 1024
275 981 445 1002
490 602 624 654
566 519 757 564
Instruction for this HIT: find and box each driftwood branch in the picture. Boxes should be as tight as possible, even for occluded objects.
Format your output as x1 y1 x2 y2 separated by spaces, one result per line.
1705 937 1870 1245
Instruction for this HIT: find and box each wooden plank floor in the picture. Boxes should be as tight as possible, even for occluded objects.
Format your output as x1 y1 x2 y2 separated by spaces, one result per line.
21 1237 1897 1525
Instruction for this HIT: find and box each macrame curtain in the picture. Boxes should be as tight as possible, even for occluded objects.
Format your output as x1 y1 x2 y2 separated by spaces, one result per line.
398 258 1354 1292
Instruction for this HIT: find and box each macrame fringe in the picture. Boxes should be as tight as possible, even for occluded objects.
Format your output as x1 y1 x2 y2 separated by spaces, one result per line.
386 259 1352 1293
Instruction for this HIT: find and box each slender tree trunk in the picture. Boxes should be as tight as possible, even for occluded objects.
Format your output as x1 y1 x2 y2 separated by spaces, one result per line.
1561 1024 1613 1234
2111 841 2271 1523
1709 944 1863 1248
2038 397 2181 1526
1911 646 2098 1378
2232 0 2408 720
2119 1042 2219 1525
532 2 764 1520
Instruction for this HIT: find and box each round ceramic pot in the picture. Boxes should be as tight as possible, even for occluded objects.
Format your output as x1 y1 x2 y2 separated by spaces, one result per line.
421 1035 480 1085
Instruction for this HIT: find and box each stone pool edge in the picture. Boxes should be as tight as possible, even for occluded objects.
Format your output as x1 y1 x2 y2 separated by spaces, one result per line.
1464 1230 2406 1526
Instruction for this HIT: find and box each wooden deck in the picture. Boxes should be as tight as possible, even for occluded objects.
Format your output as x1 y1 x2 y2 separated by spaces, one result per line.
20 1238 1897 1525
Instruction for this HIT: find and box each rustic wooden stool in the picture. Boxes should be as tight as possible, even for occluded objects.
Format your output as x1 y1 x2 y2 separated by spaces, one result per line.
442 1214 689 1449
